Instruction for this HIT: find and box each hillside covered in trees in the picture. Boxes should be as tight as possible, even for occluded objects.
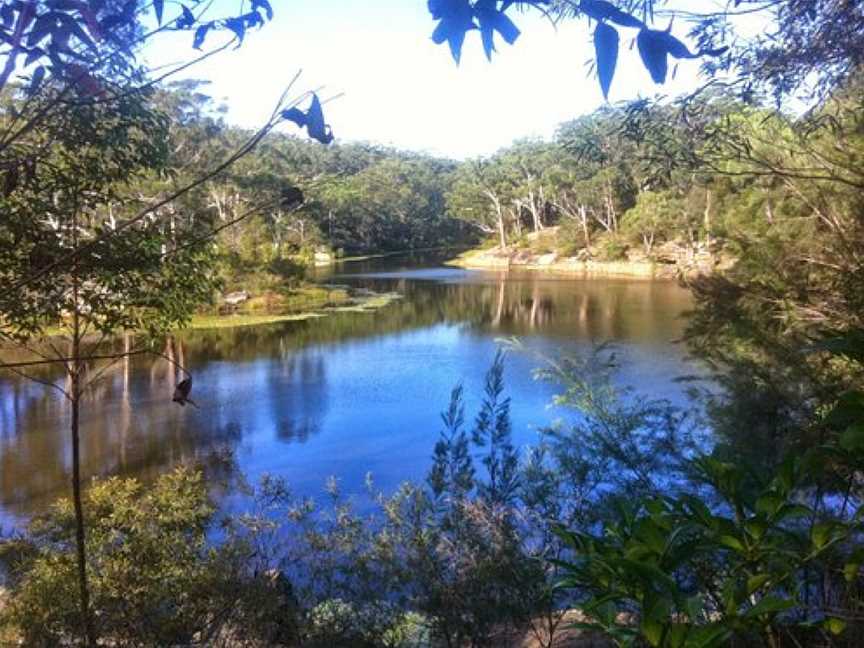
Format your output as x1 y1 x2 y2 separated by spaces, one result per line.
149 77 864 296
147 82 469 283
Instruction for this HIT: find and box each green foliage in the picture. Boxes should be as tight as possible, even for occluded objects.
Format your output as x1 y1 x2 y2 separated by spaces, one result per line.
305 600 429 648
553 347 864 647
420 355 544 646
596 233 630 261
1 467 300 646
428 383 474 501
308 153 465 254
0 85 219 341
515 342 699 531
621 191 681 256
554 451 863 646
444 101 719 262
682 85 864 467
473 351 520 507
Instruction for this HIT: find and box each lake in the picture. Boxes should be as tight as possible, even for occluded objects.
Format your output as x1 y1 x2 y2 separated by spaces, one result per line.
0 253 698 528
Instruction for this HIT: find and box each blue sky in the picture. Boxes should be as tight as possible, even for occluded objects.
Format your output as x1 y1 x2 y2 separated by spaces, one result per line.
145 1 714 159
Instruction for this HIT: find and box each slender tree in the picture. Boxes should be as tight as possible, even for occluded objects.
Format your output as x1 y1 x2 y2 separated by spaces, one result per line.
0 2 331 643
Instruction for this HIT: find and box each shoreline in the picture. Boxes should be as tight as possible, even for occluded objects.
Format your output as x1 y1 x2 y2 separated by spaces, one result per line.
318 245 470 266
447 247 716 280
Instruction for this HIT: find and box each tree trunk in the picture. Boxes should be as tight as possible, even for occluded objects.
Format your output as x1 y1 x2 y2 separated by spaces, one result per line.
703 188 713 249
608 196 617 231
538 186 547 230
70 388 94 646
579 204 591 248
497 215 507 249
71 243 96 646
121 332 131 467
604 180 617 232
642 232 654 257
528 189 541 233
484 190 507 249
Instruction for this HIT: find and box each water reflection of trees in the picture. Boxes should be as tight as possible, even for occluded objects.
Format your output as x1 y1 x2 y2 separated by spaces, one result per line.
0 274 691 522
0 337 239 521
344 273 691 343
269 352 326 444
175 275 691 364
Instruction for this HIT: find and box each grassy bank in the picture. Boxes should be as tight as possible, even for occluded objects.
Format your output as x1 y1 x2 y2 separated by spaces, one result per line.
187 286 402 331
35 286 400 337
186 312 327 330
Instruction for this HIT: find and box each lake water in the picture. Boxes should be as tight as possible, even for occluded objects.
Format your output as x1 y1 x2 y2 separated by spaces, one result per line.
0 253 698 528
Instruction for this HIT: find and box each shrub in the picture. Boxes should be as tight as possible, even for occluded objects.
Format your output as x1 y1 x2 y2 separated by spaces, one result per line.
596 234 629 261
305 599 430 648
553 393 864 647
528 234 556 255
269 256 305 282
0 467 300 647
555 226 586 257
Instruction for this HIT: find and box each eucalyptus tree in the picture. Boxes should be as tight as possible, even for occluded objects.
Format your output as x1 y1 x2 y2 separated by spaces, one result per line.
544 150 594 250
498 139 557 234
556 111 637 234
620 190 678 256
447 157 517 249
289 148 459 254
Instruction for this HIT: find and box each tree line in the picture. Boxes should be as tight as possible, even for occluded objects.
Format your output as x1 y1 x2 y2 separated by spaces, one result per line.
148 77 864 289
136 81 472 289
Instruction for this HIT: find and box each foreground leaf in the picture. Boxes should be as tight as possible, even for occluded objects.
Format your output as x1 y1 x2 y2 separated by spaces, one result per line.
594 22 619 99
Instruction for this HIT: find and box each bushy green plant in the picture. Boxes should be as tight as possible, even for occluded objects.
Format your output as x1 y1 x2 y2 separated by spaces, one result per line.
552 379 864 647
596 234 630 261
305 599 431 648
512 341 700 528
621 191 682 257
529 236 556 255
419 352 547 646
556 219 591 257
269 256 306 283
0 466 300 647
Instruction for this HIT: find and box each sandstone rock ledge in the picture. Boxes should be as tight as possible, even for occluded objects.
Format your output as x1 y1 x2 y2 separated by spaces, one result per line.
450 249 680 279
